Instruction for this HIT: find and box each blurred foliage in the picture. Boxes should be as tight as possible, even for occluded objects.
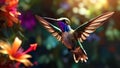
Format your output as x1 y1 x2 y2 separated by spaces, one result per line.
0 0 120 68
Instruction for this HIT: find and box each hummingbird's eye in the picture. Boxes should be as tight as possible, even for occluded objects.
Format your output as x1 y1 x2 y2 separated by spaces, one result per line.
62 20 66 23
62 20 67 24
63 20 66 22
59 17 70 24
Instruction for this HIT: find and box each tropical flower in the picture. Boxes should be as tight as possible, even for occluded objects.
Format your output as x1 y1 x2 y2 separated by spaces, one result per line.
0 37 37 66
0 0 20 27
3 0 20 15
0 10 19 27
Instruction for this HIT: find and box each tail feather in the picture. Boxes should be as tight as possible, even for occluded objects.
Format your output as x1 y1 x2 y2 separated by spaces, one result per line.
72 47 88 63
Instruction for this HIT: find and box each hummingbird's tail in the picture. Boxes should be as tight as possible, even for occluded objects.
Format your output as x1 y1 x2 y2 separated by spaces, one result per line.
72 47 88 63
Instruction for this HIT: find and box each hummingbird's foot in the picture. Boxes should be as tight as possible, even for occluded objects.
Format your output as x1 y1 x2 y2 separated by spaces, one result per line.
71 47 88 63
80 55 88 62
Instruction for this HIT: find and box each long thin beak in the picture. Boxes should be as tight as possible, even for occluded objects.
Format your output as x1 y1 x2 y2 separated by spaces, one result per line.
43 17 58 21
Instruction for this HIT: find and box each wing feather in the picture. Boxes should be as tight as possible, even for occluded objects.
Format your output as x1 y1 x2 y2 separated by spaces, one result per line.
74 12 114 42
35 15 62 41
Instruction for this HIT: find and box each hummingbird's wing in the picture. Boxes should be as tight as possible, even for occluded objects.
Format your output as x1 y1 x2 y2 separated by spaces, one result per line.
35 15 62 41
74 12 114 42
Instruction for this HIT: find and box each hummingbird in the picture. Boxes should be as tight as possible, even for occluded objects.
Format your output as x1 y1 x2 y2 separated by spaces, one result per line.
35 12 114 63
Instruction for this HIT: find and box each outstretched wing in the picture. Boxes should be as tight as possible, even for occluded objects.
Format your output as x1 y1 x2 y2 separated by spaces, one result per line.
74 12 114 42
35 15 62 41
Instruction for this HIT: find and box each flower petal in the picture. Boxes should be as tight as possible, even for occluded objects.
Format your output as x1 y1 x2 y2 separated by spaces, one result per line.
30 43 37 51
9 55 16 60
0 50 8 54
11 37 22 55
16 58 33 66
0 41 11 53
17 54 32 59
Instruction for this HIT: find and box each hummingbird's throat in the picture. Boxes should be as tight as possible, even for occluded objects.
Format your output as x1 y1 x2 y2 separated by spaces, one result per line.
58 21 70 32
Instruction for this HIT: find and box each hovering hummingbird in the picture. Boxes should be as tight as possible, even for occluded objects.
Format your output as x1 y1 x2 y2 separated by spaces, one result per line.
35 12 114 63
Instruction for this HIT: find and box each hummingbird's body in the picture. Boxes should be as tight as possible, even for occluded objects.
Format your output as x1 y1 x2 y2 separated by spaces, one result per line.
62 31 88 62
58 21 88 62
62 31 74 50
36 12 114 63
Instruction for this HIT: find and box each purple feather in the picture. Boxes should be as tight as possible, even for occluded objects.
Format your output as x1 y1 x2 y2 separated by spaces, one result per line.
58 21 69 32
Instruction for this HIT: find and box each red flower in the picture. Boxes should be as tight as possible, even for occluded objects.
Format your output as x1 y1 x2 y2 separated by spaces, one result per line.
0 10 19 27
0 0 20 27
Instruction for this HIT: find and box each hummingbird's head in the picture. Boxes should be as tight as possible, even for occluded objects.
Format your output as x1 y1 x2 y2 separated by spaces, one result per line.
43 17 71 32
43 17 70 24
57 17 70 25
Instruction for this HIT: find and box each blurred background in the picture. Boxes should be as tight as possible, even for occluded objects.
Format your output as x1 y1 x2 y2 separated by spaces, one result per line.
1 0 120 68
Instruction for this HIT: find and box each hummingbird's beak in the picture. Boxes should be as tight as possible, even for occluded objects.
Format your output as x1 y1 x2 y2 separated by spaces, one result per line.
43 17 58 21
